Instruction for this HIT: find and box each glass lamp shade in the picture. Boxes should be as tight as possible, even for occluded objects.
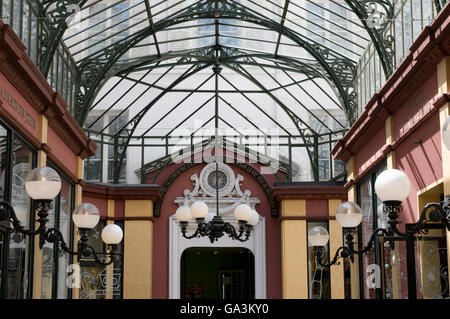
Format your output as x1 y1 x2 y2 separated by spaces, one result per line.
336 202 363 228
25 166 61 200
442 115 450 151
175 205 192 222
374 169 411 202
72 203 100 229
308 226 329 247
190 201 208 219
247 210 260 226
234 204 252 222
101 224 123 245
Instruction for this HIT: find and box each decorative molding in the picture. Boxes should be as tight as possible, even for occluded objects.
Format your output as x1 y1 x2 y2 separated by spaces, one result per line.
272 183 348 201
280 216 337 221
333 4 450 163
81 182 163 202
0 20 95 160
175 163 260 216
154 162 278 217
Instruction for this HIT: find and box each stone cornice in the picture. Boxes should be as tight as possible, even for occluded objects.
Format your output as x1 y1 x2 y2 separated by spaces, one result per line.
333 4 450 163
272 182 347 201
81 182 163 202
0 21 96 159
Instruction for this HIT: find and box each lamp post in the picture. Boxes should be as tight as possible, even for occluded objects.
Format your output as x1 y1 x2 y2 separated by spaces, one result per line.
0 166 123 266
308 169 450 268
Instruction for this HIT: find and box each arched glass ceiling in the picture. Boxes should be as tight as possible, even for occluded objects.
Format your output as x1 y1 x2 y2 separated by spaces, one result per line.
63 0 370 63
55 0 392 125
37 0 399 182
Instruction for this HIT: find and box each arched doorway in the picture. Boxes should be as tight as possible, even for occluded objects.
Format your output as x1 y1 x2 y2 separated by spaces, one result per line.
168 163 267 299
181 247 255 299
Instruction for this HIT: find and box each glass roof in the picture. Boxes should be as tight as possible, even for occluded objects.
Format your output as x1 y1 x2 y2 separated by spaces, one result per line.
54 0 380 137
36 0 405 182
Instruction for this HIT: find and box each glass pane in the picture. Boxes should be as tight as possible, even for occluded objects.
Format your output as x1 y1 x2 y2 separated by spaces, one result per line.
79 221 106 299
359 176 376 299
383 240 409 299
0 124 7 201
57 179 73 299
0 232 3 294
375 166 388 229
415 228 449 299
307 221 331 299
40 200 56 299
7 137 34 299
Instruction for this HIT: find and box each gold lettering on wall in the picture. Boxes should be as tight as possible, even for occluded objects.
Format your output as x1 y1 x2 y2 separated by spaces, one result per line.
0 85 36 129
399 90 433 138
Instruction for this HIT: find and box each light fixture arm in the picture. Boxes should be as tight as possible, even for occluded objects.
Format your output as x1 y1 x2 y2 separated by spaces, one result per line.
344 227 389 256
314 246 350 268
0 200 121 266
0 200 53 248
384 196 450 238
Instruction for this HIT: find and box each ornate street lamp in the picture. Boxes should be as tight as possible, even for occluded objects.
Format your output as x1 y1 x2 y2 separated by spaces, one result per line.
309 169 450 268
174 63 259 243
0 166 123 266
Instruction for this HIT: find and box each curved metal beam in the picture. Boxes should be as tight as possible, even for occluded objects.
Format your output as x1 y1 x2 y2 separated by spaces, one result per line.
39 0 88 76
344 0 394 78
112 62 213 183
73 0 358 126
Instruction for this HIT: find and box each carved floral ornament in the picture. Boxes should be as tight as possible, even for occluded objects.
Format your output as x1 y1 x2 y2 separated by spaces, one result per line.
175 162 260 218
173 163 261 243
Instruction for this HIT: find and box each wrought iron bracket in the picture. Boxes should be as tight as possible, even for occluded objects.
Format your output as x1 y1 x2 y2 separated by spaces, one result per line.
0 200 121 266
179 216 252 244
344 0 395 78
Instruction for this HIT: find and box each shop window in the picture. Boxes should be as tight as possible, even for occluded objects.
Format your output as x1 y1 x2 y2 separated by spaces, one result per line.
79 220 123 299
0 120 36 299
307 221 331 299
356 162 387 299
84 112 128 184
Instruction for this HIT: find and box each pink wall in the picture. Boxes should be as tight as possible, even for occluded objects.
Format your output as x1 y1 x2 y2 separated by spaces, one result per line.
47 125 77 175
152 163 282 299
356 126 386 176
0 71 39 138
395 112 443 224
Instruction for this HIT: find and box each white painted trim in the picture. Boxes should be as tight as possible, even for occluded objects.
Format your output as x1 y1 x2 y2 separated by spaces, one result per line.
169 213 267 299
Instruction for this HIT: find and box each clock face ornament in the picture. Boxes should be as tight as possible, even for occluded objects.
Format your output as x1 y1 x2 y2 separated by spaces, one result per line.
207 170 228 190
199 162 236 197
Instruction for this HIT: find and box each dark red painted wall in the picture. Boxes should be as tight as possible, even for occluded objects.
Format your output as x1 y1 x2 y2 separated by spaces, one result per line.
306 199 329 218
82 195 108 218
152 163 282 299
47 125 77 175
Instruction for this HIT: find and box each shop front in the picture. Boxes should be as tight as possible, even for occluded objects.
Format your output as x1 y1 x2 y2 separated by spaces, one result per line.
332 7 450 299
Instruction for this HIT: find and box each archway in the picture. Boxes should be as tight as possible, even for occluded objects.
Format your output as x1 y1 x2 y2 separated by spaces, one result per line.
181 247 255 299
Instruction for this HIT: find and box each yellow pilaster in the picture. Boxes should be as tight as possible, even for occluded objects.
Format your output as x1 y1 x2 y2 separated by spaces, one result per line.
32 115 48 299
71 156 83 300
123 200 153 299
346 157 360 299
386 115 396 170
437 56 450 280
281 199 308 299
328 199 344 299
105 200 115 299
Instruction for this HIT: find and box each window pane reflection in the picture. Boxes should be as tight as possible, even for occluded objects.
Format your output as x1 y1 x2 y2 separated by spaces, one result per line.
7 137 34 299
307 221 331 299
